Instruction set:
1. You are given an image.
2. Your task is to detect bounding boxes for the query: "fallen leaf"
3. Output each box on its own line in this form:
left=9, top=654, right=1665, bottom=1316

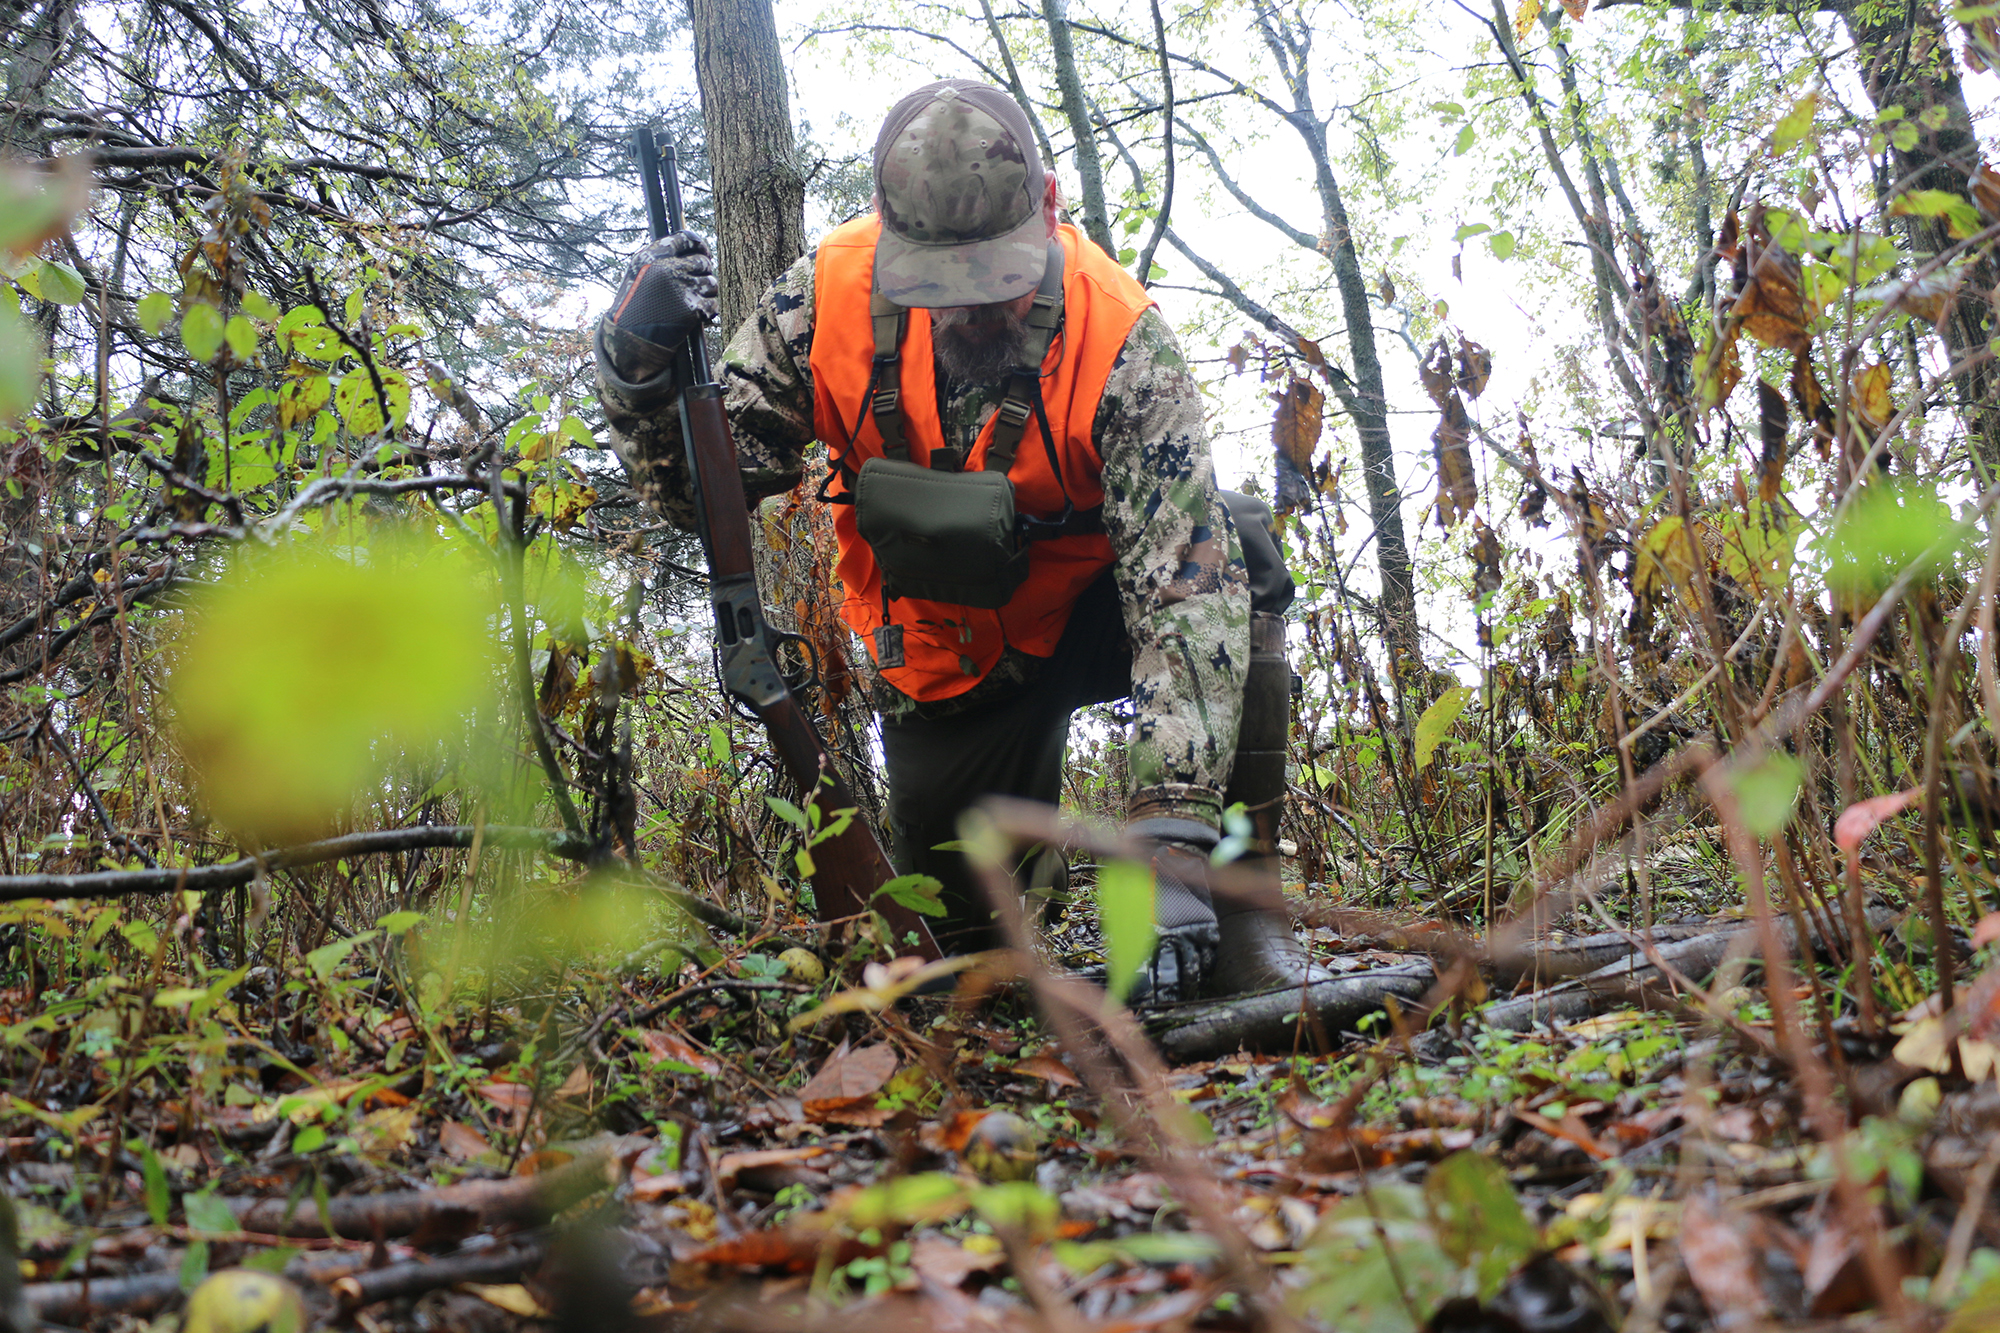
left=473, top=1081, right=534, bottom=1111
left=907, top=1235, right=1006, bottom=1289
left=463, top=1284, right=549, bottom=1318
left=798, top=1043, right=897, bottom=1122
left=713, top=1146, right=827, bottom=1192
left=438, top=1120, right=491, bottom=1162
left=630, top=1171, right=691, bottom=1202
left=1012, top=1053, right=1080, bottom=1088
left=555, top=1064, right=591, bottom=1100
left=1833, top=788, right=1922, bottom=855
left=1679, top=1196, right=1771, bottom=1328
left=355, top=1106, right=415, bottom=1156
left=637, top=1027, right=721, bottom=1076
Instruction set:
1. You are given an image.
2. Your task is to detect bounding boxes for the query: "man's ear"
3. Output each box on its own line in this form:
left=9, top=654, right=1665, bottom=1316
left=1042, top=175, right=1063, bottom=233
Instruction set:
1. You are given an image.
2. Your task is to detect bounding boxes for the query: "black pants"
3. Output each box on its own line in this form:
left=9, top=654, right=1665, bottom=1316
left=879, top=492, right=1293, bottom=953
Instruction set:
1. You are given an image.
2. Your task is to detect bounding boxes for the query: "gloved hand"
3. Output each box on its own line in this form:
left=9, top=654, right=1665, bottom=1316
left=600, top=231, right=718, bottom=383
left=1120, top=820, right=1222, bottom=1006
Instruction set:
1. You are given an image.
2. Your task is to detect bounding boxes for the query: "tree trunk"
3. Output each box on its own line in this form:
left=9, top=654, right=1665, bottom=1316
left=688, top=0, right=806, bottom=338
left=1843, top=0, right=2000, bottom=470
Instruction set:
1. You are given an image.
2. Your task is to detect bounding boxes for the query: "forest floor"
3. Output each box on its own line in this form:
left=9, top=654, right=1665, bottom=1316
left=3, top=850, right=1996, bottom=1332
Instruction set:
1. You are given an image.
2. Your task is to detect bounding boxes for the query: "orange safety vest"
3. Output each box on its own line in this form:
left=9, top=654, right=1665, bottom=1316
left=810, top=217, right=1150, bottom=702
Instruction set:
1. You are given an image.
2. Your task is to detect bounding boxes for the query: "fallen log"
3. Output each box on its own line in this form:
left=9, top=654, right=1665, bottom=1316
left=1413, top=904, right=1903, bottom=1060
left=1143, top=961, right=1438, bottom=1063
left=331, top=1237, right=548, bottom=1309
left=224, top=1139, right=631, bottom=1239
left=28, top=1271, right=184, bottom=1324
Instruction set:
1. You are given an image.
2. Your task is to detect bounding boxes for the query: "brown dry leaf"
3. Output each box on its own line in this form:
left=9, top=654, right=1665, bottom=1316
left=438, top=1120, right=492, bottom=1162
left=1804, top=1215, right=1874, bottom=1316
left=689, top=1228, right=831, bottom=1272
left=1469, top=518, right=1504, bottom=603
left=908, top=1235, right=1006, bottom=1289
left=1757, top=380, right=1789, bottom=503
left=630, top=1171, right=692, bottom=1202
left=926, top=1109, right=989, bottom=1155
left=713, top=1146, right=827, bottom=1191
left=1433, top=394, right=1476, bottom=529
left=637, top=1028, right=721, bottom=1077
left=1833, top=788, right=1921, bottom=854
left=799, top=1043, right=898, bottom=1122
left=554, top=1064, right=591, bottom=1101
left=1012, top=1053, right=1081, bottom=1088
left=1419, top=338, right=1456, bottom=405
left=1974, top=163, right=2000, bottom=217
left=355, top=1106, right=416, bottom=1156
left=1225, top=344, right=1248, bottom=374
left=1679, top=1197, right=1771, bottom=1328
left=1851, top=362, right=1892, bottom=431
left=1698, top=327, right=1743, bottom=410
left=1271, top=377, right=1324, bottom=476
left=473, top=1081, right=534, bottom=1111
left=1456, top=337, right=1493, bottom=399
left=1732, top=217, right=1809, bottom=353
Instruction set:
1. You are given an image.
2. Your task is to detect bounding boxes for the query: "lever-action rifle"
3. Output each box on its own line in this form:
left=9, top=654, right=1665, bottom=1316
left=633, top=125, right=940, bottom=962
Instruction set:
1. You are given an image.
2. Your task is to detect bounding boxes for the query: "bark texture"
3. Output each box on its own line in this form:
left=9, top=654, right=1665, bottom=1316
left=689, top=0, right=806, bottom=338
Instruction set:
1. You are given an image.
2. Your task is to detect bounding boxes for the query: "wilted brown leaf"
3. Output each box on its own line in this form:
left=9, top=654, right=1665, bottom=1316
left=1469, top=518, right=1505, bottom=603
left=1456, top=338, right=1493, bottom=400
left=1419, top=338, right=1455, bottom=406
left=637, top=1027, right=721, bottom=1077
left=1012, top=1053, right=1081, bottom=1088
left=1377, top=269, right=1398, bottom=306
left=1732, top=210, right=1809, bottom=353
left=1850, top=362, right=1892, bottom=432
left=1679, top=1197, right=1772, bottom=1328
left=712, top=1146, right=827, bottom=1192
left=438, top=1120, right=492, bottom=1162
left=1271, top=376, right=1324, bottom=478
left=1974, top=163, right=2000, bottom=218
left=1225, top=344, right=1249, bottom=374
left=1434, top=396, right=1476, bottom=529
left=1698, top=327, right=1742, bottom=410
left=799, top=1042, right=897, bottom=1122
left=1757, top=380, right=1789, bottom=502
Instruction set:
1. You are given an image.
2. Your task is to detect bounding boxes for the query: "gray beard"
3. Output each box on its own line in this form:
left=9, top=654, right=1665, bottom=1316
left=930, top=305, right=1032, bottom=386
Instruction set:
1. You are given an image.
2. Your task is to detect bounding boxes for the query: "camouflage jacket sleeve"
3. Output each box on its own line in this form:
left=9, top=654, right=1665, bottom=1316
left=1097, top=308, right=1251, bottom=832
left=593, top=252, right=820, bottom=528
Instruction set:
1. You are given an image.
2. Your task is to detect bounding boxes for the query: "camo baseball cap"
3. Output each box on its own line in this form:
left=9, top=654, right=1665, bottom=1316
left=872, top=80, right=1048, bottom=308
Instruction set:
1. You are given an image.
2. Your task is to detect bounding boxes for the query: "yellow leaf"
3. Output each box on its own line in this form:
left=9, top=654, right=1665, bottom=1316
left=463, top=1285, right=549, bottom=1319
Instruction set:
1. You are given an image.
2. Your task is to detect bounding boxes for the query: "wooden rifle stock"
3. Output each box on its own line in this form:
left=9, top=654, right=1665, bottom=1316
left=633, top=125, right=939, bottom=960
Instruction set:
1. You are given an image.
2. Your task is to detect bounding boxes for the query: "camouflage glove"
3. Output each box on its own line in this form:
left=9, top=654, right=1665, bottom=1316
left=1121, top=818, right=1221, bottom=1006
left=600, top=231, right=718, bottom=383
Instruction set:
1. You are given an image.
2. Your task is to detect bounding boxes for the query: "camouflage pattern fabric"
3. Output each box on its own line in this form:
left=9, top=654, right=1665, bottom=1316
left=873, top=82, right=1048, bottom=307
left=595, top=248, right=1250, bottom=831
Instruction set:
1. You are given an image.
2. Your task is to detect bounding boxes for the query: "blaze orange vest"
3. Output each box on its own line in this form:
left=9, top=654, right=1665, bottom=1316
left=810, top=218, right=1150, bottom=702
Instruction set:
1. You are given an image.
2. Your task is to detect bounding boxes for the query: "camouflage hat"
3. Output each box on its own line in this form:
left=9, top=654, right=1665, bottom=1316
left=872, top=80, right=1048, bottom=308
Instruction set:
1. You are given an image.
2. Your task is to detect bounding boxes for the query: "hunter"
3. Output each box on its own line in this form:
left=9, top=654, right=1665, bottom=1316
left=594, top=79, right=1313, bottom=1001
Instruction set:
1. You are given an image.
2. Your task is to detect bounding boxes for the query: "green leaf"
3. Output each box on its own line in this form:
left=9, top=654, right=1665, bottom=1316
left=875, top=873, right=945, bottom=917
left=1116, top=246, right=1137, bottom=265
left=36, top=260, right=86, bottom=306
left=764, top=795, right=808, bottom=831
left=292, top=1124, right=327, bottom=1154
left=1454, top=123, right=1476, bottom=155
left=241, top=291, right=280, bottom=320
left=1946, top=1268, right=2000, bottom=1332
left=136, top=291, right=173, bottom=334
left=1823, top=477, right=1962, bottom=598
left=178, top=1240, right=210, bottom=1292
left=560, top=415, right=596, bottom=450
left=1097, top=860, right=1156, bottom=1004
left=1892, top=121, right=1921, bottom=153
left=1453, top=222, right=1491, bottom=242
left=1424, top=1150, right=1538, bottom=1300
left=1732, top=753, right=1803, bottom=837
left=141, top=1143, right=170, bottom=1227
left=1890, top=188, right=1982, bottom=239
left=333, top=367, right=410, bottom=436
left=376, top=910, right=423, bottom=935
left=181, top=303, right=224, bottom=362
left=0, top=309, right=41, bottom=420
left=1413, top=685, right=1474, bottom=770
left=1488, top=230, right=1516, bottom=260
left=182, top=1190, right=238, bottom=1235
left=224, top=314, right=258, bottom=362
left=707, top=722, right=731, bottom=765
left=305, top=930, right=379, bottom=981
left=1772, top=90, right=1818, bottom=154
